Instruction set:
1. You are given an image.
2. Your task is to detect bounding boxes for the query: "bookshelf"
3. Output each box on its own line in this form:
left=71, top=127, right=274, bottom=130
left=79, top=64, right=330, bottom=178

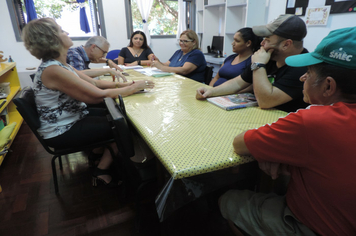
left=0, top=62, right=23, bottom=192
left=196, top=0, right=267, bottom=57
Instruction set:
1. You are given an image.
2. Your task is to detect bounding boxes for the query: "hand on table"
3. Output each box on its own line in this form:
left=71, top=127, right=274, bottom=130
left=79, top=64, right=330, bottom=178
left=150, top=60, right=163, bottom=69
left=107, top=60, right=123, bottom=72
left=107, top=69, right=127, bottom=82
left=196, top=87, right=213, bottom=100
left=132, top=80, right=155, bottom=90
left=258, top=161, right=290, bottom=180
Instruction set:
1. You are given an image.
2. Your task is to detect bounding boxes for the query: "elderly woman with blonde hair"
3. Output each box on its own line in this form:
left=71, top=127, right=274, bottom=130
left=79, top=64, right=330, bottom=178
left=151, top=30, right=206, bottom=82
left=22, top=18, right=154, bottom=187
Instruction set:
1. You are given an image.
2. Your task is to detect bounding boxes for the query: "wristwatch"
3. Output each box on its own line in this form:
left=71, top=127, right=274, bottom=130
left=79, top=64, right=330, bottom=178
left=251, top=62, right=266, bottom=71
left=106, top=59, right=110, bottom=66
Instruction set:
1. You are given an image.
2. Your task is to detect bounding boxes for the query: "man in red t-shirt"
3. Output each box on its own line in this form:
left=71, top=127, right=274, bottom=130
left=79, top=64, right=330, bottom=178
left=219, top=27, right=356, bottom=236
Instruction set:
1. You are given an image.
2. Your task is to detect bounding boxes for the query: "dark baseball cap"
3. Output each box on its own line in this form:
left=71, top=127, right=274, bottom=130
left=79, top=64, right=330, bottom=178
left=286, top=27, right=356, bottom=69
left=253, top=14, right=307, bottom=41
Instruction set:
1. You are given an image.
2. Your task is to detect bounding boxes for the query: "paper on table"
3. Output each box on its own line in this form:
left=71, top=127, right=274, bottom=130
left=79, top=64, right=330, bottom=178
left=119, top=65, right=143, bottom=70
left=135, top=67, right=174, bottom=77
left=103, top=65, right=144, bottom=70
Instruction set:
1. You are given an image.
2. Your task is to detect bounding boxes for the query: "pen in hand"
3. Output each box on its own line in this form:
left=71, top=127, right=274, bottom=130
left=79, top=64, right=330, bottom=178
left=151, top=55, right=155, bottom=68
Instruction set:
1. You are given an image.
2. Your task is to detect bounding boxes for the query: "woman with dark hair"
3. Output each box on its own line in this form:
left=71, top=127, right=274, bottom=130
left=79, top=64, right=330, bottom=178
left=210, top=27, right=262, bottom=87
left=22, top=18, right=155, bottom=187
left=151, top=29, right=207, bottom=82
left=117, top=31, right=155, bottom=66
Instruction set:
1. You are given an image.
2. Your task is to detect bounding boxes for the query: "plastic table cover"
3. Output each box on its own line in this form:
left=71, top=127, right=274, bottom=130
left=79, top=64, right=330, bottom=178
left=111, top=70, right=288, bottom=180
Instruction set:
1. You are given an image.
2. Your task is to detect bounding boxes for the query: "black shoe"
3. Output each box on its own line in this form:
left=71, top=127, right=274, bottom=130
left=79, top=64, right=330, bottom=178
left=88, top=151, right=103, bottom=167
left=92, top=168, right=123, bottom=188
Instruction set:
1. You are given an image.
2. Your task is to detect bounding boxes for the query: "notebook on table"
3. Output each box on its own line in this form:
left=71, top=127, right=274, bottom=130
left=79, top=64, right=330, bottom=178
left=207, top=93, right=258, bottom=111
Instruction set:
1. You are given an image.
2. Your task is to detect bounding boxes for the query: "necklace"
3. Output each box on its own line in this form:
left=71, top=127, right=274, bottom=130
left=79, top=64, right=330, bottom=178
left=133, top=48, right=142, bottom=57
left=178, top=51, right=184, bottom=61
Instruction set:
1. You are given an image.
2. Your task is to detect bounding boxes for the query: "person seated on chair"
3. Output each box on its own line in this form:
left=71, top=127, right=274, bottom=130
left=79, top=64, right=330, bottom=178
left=151, top=30, right=207, bottom=83
left=67, top=36, right=127, bottom=82
left=220, top=27, right=356, bottom=236
left=117, top=31, right=156, bottom=67
left=196, top=14, right=309, bottom=112
left=209, top=28, right=262, bottom=87
left=22, top=18, right=155, bottom=187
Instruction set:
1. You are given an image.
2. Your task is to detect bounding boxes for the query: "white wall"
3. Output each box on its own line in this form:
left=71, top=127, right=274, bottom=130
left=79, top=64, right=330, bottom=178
left=267, top=0, right=356, bottom=52
left=2, top=0, right=355, bottom=70
left=0, top=0, right=178, bottom=70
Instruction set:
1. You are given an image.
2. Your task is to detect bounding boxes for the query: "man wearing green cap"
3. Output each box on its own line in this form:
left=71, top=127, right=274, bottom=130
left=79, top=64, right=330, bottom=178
left=219, top=27, right=356, bottom=236
left=196, top=14, right=309, bottom=112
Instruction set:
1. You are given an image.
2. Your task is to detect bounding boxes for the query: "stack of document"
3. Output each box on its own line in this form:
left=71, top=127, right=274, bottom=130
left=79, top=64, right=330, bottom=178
left=103, top=65, right=144, bottom=70
left=134, top=67, right=174, bottom=77
left=118, top=65, right=144, bottom=70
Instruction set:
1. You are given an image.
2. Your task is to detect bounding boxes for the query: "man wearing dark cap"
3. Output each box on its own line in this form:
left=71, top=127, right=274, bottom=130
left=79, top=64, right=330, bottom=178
left=220, top=27, right=356, bottom=236
left=196, top=14, right=309, bottom=112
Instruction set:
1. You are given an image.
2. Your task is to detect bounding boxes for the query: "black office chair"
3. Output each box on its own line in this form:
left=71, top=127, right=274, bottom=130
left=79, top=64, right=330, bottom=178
left=104, top=96, right=158, bottom=232
left=13, top=87, right=116, bottom=194
left=204, top=66, right=214, bottom=85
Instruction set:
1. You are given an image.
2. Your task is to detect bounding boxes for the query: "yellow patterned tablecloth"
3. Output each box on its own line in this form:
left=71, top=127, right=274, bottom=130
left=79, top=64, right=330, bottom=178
left=108, top=70, right=287, bottom=179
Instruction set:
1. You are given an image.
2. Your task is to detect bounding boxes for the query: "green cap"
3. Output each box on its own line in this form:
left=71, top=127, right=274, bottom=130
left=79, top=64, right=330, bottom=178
left=286, top=27, right=356, bottom=69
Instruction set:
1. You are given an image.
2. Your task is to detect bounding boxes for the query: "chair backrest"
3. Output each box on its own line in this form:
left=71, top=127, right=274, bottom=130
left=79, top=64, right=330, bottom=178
left=204, top=66, right=214, bottom=85
left=13, top=87, right=56, bottom=154
left=106, top=49, right=121, bottom=60
left=104, top=97, right=135, bottom=158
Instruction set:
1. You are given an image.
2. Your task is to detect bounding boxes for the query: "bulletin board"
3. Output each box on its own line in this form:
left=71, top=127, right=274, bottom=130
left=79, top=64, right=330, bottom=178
left=286, top=0, right=356, bottom=16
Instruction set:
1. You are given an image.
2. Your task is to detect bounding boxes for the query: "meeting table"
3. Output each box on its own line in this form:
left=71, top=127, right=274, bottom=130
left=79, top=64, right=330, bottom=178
left=103, top=69, right=288, bottom=221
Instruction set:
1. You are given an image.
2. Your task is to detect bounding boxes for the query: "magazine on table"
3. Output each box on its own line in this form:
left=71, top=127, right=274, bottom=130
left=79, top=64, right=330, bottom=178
left=207, top=93, right=258, bottom=110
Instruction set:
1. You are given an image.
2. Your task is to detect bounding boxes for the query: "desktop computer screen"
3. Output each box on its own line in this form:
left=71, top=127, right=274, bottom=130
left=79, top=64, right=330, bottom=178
left=211, top=36, right=224, bottom=56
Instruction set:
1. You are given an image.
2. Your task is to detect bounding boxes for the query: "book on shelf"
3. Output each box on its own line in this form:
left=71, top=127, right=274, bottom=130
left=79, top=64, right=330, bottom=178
left=207, top=93, right=258, bottom=111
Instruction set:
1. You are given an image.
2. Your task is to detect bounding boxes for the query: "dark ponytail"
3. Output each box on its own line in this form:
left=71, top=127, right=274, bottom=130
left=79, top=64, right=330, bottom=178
left=237, top=27, right=263, bottom=52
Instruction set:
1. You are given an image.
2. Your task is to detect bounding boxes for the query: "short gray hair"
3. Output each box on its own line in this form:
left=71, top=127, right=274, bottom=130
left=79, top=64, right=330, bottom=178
left=84, top=36, right=110, bottom=48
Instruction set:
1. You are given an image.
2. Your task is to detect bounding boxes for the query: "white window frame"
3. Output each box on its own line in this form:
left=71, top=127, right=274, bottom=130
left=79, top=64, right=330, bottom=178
left=124, top=0, right=196, bottom=39
left=6, top=0, right=107, bottom=42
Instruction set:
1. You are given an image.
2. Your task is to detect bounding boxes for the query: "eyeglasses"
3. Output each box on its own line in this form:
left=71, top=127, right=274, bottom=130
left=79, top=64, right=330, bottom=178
left=95, top=45, right=108, bottom=56
left=178, top=39, right=193, bottom=44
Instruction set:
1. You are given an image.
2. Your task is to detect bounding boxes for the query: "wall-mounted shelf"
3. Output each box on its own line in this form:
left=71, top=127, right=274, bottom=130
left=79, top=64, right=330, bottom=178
left=196, top=0, right=267, bottom=56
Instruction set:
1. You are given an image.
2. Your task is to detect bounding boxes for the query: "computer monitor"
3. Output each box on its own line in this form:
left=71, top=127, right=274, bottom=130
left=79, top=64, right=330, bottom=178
left=211, top=36, right=224, bottom=56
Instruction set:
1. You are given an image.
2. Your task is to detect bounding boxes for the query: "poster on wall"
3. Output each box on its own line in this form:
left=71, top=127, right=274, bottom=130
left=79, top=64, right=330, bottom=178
left=305, top=6, right=331, bottom=26
left=286, top=0, right=356, bottom=15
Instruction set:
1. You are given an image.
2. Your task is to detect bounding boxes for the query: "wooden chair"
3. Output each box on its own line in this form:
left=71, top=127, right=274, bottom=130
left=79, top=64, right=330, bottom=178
left=13, top=87, right=116, bottom=194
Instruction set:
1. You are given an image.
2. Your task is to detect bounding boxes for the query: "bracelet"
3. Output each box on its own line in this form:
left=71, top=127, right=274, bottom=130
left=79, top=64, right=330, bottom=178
left=138, top=60, right=141, bottom=65
left=106, top=59, right=110, bottom=66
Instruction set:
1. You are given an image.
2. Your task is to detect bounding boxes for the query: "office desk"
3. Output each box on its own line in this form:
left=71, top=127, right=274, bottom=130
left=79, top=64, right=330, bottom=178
left=104, top=70, right=287, bottom=220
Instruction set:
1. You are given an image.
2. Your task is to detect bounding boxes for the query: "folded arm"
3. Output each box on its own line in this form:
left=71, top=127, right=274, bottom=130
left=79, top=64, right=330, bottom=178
left=233, top=130, right=290, bottom=179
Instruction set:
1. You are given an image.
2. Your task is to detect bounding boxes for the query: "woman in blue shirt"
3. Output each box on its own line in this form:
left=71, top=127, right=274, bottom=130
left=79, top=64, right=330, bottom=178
left=210, top=28, right=262, bottom=87
left=152, top=30, right=206, bottom=82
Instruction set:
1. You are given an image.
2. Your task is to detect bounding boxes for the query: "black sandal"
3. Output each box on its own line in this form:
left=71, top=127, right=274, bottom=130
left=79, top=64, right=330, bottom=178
left=88, top=151, right=103, bottom=167
left=92, top=168, right=122, bottom=188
